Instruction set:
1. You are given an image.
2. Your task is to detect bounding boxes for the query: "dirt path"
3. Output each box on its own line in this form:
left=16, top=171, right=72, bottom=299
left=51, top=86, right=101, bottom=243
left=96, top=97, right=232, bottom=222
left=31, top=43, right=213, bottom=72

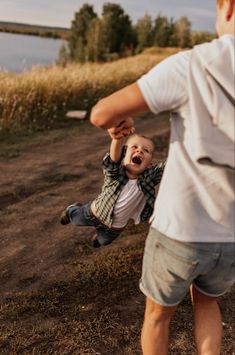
left=0, top=115, right=168, bottom=292
left=0, top=114, right=234, bottom=354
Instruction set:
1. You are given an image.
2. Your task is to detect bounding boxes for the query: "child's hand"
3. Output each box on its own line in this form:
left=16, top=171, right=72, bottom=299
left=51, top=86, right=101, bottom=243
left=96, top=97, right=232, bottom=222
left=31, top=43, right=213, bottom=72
left=108, top=117, right=135, bottom=139
left=108, top=126, right=135, bottom=139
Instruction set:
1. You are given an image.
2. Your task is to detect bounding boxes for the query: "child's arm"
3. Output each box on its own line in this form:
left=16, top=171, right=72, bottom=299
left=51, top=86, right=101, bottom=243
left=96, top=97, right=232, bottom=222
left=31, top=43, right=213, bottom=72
left=108, top=117, right=135, bottom=163
left=108, top=117, right=135, bottom=140
left=109, top=137, right=126, bottom=163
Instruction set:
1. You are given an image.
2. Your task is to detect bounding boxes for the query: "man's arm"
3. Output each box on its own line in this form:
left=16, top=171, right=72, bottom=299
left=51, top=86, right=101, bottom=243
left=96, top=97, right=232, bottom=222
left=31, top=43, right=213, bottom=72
left=90, top=83, right=150, bottom=130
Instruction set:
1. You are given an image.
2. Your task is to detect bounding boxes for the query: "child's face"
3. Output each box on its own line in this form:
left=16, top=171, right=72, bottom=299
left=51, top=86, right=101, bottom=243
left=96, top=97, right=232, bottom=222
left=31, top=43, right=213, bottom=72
left=123, top=136, right=153, bottom=177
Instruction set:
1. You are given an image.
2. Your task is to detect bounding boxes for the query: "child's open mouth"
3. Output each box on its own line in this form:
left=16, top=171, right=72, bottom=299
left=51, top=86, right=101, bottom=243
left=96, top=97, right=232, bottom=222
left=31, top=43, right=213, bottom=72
left=132, top=156, right=142, bottom=165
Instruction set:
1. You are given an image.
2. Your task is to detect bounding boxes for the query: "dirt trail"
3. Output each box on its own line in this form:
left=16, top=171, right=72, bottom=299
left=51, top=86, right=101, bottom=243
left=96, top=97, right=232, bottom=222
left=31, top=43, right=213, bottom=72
left=0, top=114, right=234, bottom=354
left=0, top=115, right=169, bottom=293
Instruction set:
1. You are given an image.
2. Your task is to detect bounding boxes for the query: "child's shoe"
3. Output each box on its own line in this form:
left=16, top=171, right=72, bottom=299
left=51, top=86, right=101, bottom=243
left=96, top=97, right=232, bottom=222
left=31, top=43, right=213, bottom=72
left=60, top=202, right=82, bottom=225
left=60, top=209, right=70, bottom=225
left=91, top=234, right=101, bottom=248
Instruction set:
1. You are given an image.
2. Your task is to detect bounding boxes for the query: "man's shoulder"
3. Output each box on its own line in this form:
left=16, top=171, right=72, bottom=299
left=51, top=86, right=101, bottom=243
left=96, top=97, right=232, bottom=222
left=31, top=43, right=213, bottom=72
left=163, top=49, right=191, bottom=66
left=192, top=35, right=234, bottom=64
left=151, top=49, right=191, bottom=80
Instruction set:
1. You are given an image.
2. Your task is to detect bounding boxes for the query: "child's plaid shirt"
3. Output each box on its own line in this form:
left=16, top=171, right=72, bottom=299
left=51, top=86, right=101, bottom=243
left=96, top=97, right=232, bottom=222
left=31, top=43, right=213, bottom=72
left=94, top=153, right=166, bottom=228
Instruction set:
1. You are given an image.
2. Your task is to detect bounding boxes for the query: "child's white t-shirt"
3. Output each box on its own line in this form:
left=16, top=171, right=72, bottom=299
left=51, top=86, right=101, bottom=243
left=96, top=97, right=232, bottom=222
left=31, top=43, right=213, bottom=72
left=111, top=179, right=146, bottom=228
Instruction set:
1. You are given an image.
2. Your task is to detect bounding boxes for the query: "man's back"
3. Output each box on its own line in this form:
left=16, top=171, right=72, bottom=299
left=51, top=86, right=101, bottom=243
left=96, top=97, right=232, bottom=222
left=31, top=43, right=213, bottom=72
left=138, top=35, right=235, bottom=242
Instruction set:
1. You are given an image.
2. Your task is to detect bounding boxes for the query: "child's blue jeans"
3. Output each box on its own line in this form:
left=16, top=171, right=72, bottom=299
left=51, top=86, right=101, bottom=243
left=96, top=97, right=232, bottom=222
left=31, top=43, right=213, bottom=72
left=68, top=202, right=123, bottom=246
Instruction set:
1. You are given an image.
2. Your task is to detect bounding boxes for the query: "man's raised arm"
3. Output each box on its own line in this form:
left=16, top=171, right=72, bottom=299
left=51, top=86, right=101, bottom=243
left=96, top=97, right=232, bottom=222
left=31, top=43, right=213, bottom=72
left=90, top=83, right=149, bottom=130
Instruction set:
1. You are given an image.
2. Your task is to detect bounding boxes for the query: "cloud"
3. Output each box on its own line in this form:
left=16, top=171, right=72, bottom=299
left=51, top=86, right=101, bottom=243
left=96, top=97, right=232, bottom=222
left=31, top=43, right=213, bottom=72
left=0, top=0, right=216, bottom=31
left=182, top=7, right=215, bottom=18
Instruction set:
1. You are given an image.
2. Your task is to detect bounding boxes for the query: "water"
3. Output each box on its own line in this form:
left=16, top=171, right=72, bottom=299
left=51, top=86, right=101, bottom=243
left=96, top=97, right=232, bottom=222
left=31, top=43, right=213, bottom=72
left=0, top=32, right=65, bottom=73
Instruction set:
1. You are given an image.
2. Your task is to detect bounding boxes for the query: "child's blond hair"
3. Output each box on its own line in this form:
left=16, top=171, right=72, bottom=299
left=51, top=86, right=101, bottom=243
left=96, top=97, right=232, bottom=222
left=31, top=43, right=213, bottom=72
left=126, top=134, right=154, bottom=153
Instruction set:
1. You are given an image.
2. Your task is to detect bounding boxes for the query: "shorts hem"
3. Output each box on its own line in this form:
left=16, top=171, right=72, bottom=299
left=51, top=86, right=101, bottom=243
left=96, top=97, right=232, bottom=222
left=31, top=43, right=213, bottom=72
left=139, top=282, right=181, bottom=307
left=193, top=283, right=228, bottom=298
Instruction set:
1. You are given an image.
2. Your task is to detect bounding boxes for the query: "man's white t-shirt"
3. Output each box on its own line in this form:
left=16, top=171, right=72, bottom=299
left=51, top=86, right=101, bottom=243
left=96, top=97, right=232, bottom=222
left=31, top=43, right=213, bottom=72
left=137, top=35, right=234, bottom=243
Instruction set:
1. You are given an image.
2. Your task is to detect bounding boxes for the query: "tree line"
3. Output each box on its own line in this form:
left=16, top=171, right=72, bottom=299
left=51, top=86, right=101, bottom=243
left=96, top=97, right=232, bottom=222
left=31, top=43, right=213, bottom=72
left=59, top=3, right=216, bottom=64
left=0, top=21, right=69, bottom=40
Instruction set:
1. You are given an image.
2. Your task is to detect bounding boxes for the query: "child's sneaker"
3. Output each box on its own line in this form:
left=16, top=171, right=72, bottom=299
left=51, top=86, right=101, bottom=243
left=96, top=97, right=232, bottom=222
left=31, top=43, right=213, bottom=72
left=60, top=209, right=70, bottom=225
left=91, top=234, right=101, bottom=248
left=60, top=202, right=82, bottom=225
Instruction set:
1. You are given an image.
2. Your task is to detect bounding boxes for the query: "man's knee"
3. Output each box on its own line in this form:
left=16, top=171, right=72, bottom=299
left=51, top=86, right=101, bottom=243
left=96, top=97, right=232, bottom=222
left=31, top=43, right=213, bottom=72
left=144, top=297, right=177, bottom=324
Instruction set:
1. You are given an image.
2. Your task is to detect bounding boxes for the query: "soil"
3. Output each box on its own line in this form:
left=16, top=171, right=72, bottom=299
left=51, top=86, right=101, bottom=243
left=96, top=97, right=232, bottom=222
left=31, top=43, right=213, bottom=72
left=0, top=114, right=234, bottom=354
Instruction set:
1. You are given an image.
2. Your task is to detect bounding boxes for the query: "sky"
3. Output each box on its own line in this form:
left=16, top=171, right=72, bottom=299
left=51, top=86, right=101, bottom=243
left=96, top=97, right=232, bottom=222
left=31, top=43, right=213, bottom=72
left=0, top=0, right=216, bottom=32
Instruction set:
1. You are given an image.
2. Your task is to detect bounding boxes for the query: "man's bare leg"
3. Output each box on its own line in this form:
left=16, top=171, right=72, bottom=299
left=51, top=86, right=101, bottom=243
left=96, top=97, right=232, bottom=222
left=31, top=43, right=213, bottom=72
left=141, top=297, right=177, bottom=355
left=191, top=286, right=222, bottom=355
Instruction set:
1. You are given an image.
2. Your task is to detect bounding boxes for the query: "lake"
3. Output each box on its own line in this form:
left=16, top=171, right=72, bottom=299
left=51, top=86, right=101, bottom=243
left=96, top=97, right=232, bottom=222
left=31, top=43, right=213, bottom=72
left=0, top=32, right=65, bottom=73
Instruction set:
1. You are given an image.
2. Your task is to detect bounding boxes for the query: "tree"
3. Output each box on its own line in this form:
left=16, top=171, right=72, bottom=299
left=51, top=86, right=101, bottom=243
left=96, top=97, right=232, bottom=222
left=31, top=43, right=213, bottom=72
left=191, top=31, right=216, bottom=46
left=167, top=18, right=177, bottom=47
left=57, top=43, right=70, bottom=66
left=135, top=13, right=153, bottom=52
left=86, top=18, right=106, bottom=62
left=69, top=4, right=97, bottom=62
left=153, top=14, right=170, bottom=47
left=173, top=16, right=192, bottom=48
left=152, top=14, right=171, bottom=47
left=101, top=3, right=135, bottom=56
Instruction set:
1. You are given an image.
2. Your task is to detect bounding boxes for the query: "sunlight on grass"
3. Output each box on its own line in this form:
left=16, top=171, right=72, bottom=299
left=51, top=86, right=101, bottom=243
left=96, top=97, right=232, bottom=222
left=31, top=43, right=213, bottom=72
left=0, top=49, right=181, bottom=133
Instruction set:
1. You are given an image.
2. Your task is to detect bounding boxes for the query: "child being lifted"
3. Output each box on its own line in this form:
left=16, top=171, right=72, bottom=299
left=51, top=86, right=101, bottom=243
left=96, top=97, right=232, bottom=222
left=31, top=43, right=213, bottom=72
left=60, top=118, right=165, bottom=248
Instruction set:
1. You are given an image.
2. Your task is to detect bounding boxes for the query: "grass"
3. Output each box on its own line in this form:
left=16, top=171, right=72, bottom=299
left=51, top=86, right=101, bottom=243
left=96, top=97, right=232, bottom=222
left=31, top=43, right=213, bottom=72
left=0, top=235, right=145, bottom=354
left=0, top=123, right=234, bottom=353
left=1, top=228, right=234, bottom=354
left=0, top=49, right=181, bottom=133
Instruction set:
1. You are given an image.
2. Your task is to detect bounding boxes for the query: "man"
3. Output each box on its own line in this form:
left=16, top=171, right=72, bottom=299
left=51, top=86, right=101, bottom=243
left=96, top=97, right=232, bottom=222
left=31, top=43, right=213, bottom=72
left=90, top=0, right=235, bottom=354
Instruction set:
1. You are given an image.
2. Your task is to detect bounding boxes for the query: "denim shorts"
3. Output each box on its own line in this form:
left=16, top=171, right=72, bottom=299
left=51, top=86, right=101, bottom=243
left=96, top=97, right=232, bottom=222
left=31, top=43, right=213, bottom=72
left=68, top=202, right=123, bottom=246
left=139, top=227, right=235, bottom=306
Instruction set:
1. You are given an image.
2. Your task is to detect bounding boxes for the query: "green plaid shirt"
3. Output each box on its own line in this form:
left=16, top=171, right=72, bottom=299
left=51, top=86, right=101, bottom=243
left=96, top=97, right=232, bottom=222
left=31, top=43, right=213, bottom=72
left=94, top=153, right=166, bottom=228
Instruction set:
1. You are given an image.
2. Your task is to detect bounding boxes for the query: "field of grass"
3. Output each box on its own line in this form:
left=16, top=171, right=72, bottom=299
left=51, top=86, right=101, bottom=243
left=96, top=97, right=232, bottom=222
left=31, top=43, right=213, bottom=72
left=0, top=48, right=180, bottom=134
left=0, top=108, right=234, bottom=353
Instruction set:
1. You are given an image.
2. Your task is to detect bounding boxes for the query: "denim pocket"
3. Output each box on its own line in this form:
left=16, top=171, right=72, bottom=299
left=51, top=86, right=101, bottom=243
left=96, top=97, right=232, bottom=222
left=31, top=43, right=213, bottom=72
left=153, top=241, right=199, bottom=283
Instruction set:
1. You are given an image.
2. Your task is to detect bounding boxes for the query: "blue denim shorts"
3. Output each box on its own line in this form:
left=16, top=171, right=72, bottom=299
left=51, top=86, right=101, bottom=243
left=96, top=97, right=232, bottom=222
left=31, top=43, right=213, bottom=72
left=140, top=227, right=235, bottom=306
left=68, top=202, right=123, bottom=246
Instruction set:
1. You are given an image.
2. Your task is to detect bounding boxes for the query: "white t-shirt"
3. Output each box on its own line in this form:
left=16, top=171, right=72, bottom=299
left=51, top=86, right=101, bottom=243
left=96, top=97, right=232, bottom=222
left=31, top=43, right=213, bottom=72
left=112, top=179, right=146, bottom=228
left=138, top=35, right=234, bottom=243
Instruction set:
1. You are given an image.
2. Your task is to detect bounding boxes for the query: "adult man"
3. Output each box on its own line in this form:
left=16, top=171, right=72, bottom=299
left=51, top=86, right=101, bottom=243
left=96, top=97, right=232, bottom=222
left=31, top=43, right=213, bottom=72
left=90, top=0, right=235, bottom=354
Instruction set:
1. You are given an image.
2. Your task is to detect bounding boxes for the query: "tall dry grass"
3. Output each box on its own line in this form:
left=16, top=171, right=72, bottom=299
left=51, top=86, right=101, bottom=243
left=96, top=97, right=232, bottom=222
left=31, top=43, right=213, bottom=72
left=0, top=48, right=180, bottom=133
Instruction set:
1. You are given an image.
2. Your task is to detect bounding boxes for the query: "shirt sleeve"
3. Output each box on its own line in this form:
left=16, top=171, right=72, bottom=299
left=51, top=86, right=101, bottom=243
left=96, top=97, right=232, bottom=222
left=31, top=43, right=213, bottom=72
left=148, top=160, right=167, bottom=185
left=137, top=51, right=191, bottom=114
left=102, top=152, right=122, bottom=179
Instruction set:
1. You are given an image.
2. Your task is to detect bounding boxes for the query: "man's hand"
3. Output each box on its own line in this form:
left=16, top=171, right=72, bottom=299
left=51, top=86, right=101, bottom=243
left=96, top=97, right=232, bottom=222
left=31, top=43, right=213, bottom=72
left=108, top=117, right=135, bottom=139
